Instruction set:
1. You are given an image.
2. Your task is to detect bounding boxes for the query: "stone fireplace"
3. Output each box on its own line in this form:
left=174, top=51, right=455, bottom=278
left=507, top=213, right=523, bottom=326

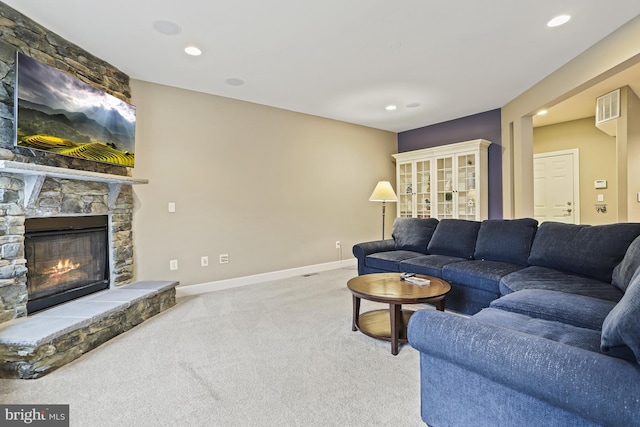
left=0, top=4, right=178, bottom=379
left=0, top=157, right=143, bottom=323
left=0, top=157, right=179, bottom=379
left=0, top=3, right=143, bottom=324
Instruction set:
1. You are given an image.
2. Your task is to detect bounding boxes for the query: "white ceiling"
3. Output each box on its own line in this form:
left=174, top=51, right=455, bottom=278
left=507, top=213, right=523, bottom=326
left=5, top=1, right=640, bottom=133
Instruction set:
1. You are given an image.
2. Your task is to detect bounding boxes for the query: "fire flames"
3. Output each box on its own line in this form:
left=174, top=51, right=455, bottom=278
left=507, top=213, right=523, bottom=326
left=43, top=259, right=81, bottom=276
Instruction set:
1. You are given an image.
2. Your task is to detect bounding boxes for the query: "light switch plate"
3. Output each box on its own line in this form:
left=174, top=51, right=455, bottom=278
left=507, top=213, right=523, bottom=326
left=168, top=202, right=176, bottom=213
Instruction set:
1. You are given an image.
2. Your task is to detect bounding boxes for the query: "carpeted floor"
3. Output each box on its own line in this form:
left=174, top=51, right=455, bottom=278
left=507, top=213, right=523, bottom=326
left=0, top=267, right=428, bottom=426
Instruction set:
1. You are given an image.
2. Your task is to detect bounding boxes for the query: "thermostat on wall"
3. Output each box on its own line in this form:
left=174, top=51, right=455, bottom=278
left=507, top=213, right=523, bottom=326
left=595, top=180, right=607, bottom=189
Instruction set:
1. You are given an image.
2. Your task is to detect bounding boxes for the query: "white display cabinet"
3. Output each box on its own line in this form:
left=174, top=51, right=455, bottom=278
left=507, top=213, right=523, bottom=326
left=392, top=139, right=491, bottom=220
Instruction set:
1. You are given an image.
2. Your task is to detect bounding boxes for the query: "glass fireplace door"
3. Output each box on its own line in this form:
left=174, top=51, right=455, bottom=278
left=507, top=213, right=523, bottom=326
left=24, top=216, right=109, bottom=313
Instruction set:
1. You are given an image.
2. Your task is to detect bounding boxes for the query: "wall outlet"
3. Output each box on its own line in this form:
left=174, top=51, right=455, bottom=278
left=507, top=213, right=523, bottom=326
left=169, top=259, right=178, bottom=271
left=219, top=254, right=229, bottom=264
left=335, top=241, right=341, bottom=249
left=201, top=256, right=209, bottom=267
left=168, top=202, right=176, bottom=213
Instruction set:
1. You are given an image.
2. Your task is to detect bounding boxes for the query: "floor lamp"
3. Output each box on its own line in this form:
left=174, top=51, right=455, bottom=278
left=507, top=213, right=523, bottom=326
left=369, top=181, right=398, bottom=239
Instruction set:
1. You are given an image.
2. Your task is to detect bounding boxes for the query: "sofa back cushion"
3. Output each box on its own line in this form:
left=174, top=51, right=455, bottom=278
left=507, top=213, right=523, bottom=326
left=601, top=273, right=640, bottom=364
left=392, top=217, right=439, bottom=254
left=473, top=218, right=538, bottom=265
left=612, top=235, right=640, bottom=292
left=528, top=222, right=640, bottom=283
left=427, top=219, right=481, bottom=259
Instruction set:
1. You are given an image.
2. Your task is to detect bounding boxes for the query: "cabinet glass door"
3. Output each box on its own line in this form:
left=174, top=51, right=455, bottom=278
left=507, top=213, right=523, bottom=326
left=398, top=162, right=413, bottom=217
left=415, top=159, right=431, bottom=218
left=456, top=153, right=476, bottom=220
left=437, top=157, right=454, bottom=219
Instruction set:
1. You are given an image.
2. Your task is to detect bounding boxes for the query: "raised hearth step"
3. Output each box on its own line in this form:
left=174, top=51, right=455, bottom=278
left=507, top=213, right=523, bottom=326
left=0, top=280, right=178, bottom=379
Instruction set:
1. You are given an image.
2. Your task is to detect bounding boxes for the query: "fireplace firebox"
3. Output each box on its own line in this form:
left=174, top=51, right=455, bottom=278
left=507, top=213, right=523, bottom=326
left=24, top=215, right=110, bottom=313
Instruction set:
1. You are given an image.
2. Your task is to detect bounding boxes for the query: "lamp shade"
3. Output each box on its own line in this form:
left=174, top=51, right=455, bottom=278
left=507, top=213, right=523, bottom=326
left=369, top=181, right=398, bottom=202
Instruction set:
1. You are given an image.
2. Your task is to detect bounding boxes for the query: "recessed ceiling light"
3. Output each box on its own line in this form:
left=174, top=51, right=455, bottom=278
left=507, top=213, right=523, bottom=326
left=152, top=20, right=181, bottom=35
left=406, top=103, right=421, bottom=108
left=385, top=105, right=397, bottom=111
left=537, top=110, right=548, bottom=116
left=547, top=15, right=571, bottom=27
left=225, top=78, right=245, bottom=86
left=184, top=46, right=202, bottom=56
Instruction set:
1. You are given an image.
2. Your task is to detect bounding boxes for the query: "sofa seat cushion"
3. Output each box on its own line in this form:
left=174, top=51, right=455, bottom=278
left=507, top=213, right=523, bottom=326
left=527, top=222, right=640, bottom=283
left=399, top=255, right=464, bottom=278
left=473, top=218, right=538, bottom=265
left=365, top=250, right=424, bottom=272
left=474, top=308, right=602, bottom=354
left=500, top=266, right=623, bottom=302
left=490, top=289, right=616, bottom=331
left=427, top=219, right=481, bottom=259
left=601, top=273, right=640, bottom=364
left=442, top=260, right=526, bottom=293
left=392, top=217, right=439, bottom=254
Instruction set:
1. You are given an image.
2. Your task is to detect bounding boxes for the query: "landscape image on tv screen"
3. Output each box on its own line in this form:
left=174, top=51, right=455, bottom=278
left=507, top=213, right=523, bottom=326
left=14, top=52, right=136, bottom=167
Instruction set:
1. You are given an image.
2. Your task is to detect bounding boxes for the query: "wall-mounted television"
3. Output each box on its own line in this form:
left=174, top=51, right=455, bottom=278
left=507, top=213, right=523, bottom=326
left=14, top=52, right=136, bottom=167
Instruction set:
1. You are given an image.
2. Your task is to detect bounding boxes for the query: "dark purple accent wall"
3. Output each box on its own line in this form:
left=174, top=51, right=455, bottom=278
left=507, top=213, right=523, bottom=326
left=398, top=109, right=502, bottom=219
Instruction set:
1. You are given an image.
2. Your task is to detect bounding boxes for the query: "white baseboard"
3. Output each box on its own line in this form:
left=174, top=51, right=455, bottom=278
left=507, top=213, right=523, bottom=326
left=176, top=258, right=357, bottom=297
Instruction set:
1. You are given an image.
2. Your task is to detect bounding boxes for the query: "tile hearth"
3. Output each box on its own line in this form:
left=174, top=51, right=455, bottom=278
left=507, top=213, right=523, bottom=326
left=0, top=280, right=178, bottom=379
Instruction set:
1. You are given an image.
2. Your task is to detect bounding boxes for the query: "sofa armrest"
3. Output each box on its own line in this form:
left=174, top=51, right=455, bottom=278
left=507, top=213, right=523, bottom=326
left=352, top=239, right=395, bottom=274
left=408, top=310, right=640, bottom=426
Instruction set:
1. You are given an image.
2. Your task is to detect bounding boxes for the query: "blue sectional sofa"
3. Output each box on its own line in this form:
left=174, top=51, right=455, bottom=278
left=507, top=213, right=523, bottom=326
left=353, top=217, right=542, bottom=314
left=352, top=218, right=640, bottom=426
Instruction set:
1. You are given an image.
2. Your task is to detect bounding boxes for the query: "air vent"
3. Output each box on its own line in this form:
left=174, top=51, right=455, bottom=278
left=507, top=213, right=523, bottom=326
left=595, top=89, right=620, bottom=136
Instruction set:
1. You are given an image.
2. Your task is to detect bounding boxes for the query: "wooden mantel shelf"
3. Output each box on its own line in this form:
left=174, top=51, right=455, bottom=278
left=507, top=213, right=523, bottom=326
left=0, top=160, right=149, bottom=209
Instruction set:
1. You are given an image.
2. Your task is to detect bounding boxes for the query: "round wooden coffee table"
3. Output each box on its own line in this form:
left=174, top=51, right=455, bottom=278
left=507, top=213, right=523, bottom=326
left=347, top=272, right=451, bottom=355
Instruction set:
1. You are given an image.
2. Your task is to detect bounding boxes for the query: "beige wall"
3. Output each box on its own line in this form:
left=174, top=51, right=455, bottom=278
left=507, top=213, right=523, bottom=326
left=130, top=80, right=397, bottom=286
left=502, top=15, right=640, bottom=219
left=533, top=117, right=617, bottom=224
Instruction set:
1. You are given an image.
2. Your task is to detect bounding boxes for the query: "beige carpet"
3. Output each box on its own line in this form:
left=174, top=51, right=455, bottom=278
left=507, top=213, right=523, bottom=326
left=0, top=267, right=427, bottom=426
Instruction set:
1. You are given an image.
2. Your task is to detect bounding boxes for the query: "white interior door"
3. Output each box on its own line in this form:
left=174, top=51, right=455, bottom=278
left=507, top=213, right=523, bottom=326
left=533, top=149, right=579, bottom=224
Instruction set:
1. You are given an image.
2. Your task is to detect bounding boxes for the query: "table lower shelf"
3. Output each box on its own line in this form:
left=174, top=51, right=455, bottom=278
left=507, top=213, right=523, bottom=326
left=356, top=309, right=415, bottom=342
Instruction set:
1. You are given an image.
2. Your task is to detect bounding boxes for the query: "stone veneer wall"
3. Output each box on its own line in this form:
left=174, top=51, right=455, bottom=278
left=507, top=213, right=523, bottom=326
left=0, top=4, right=136, bottom=323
